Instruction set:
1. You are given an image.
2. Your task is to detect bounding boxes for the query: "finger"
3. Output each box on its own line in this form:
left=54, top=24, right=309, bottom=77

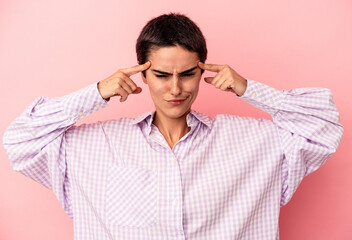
left=132, top=86, right=142, bottom=94
left=118, top=88, right=129, bottom=102
left=117, top=77, right=134, bottom=94
left=121, top=61, right=151, bottom=77
left=198, top=62, right=224, bottom=72
left=118, top=76, right=142, bottom=95
left=120, top=95, right=128, bottom=102
left=215, top=80, right=225, bottom=89
left=214, top=75, right=226, bottom=89
left=204, top=77, right=214, bottom=84
left=119, top=74, right=138, bottom=93
left=219, top=80, right=233, bottom=91
left=210, top=73, right=223, bottom=87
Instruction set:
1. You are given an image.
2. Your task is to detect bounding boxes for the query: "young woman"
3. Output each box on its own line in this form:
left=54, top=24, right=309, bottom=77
left=3, top=13, right=343, bottom=240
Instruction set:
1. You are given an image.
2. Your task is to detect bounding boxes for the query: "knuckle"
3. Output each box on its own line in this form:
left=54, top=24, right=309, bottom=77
left=223, top=65, right=230, bottom=71
left=116, top=78, right=125, bottom=85
left=117, top=71, right=126, bottom=78
left=116, top=69, right=124, bottom=75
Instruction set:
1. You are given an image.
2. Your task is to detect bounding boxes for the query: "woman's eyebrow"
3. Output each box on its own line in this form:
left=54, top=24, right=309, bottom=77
left=151, top=66, right=198, bottom=75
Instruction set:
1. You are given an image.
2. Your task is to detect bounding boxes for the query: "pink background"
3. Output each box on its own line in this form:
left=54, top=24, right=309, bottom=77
left=1, top=0, right=351, bottom=239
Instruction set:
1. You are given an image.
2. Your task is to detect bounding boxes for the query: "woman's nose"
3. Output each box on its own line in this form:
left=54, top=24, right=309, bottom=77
left=170, top=76, right=182, bottom=96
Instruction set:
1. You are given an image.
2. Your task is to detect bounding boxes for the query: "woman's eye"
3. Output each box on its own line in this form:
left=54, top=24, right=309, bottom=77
left=182, top=73, right=195, bottom=77
left=155, top=73, right=195, bottom=78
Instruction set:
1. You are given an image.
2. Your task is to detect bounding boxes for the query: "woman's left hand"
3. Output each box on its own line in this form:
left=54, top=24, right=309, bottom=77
left=198, top=62, right=247, bottom=97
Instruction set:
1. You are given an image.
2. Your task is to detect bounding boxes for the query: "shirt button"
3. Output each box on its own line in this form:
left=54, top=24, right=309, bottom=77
left=79, top=111, right=84, bottom=116
left=173, top=159, right=178, bottom=165
left=251, top=92, right=257, bottom=98
left=95, top=104, right=101, bottom=109
left=173, top=199, right=179, bottom=205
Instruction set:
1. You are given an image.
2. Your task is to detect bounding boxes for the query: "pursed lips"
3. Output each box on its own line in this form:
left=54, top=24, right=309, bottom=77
left=168, top=99, right=186, bottom=101
left=167, top=96, right=188, bottom=102
left=166, top=97, right=188, bottom=105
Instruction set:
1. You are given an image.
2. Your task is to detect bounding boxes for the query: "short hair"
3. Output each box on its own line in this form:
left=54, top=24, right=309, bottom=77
left=136, top=12, right=207, bottom=77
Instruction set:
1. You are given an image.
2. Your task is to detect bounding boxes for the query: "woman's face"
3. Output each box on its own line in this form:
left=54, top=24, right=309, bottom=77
left=142, top=45, right=202, bottom=122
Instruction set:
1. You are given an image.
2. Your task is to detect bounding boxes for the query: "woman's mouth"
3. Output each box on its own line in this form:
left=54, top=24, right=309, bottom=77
left=167, top=99, right=186, bottom=105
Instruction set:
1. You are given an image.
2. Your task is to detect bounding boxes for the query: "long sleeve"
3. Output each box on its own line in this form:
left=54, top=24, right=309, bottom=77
left=2, top=83, right=108, bottom=217
left=239, top=79, right=344, bottom=206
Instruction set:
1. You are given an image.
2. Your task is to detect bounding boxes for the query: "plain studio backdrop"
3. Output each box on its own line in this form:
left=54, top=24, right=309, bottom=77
left=0, top=0, right=351, bottom=239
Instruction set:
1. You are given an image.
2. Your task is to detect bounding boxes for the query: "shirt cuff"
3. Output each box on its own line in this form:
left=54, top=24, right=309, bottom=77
left=61, top=82, right=109, bottom=121
left=238, top=79, right=284, bottom=116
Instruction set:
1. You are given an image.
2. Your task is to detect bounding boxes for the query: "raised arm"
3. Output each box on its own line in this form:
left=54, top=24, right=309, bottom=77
left=2, top=61, right=151, bottom=216
left=2, top=83, right=108, bottom=216
left=199, top=62, right=344, bottom=206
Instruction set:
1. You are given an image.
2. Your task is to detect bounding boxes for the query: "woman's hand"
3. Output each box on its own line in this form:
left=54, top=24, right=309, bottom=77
left=198, top=62, right=247, bottom=97
left=98, top=61, right=151, bottom=102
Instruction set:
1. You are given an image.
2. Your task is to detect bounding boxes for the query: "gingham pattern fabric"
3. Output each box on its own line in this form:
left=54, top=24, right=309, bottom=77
left=3, top=79, right=343, bottom=240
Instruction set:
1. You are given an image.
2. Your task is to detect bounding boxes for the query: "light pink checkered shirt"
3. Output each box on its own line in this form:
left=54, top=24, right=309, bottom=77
left=3, top=79, right=343, bottom=240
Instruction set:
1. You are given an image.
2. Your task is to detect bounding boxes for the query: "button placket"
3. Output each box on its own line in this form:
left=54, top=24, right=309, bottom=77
left=169, top=152, right=184, bottom=230
left=173, top=158, right=178, bottom=165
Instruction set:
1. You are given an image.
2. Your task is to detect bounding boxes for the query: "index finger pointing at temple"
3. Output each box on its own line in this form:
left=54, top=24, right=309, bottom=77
left=121, top=61, right=151, bottom=76
left=198, top=62, right=224, bottom=72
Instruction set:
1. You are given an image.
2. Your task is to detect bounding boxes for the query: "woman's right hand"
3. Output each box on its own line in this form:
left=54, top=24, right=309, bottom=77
left=98, top=61, right=151, bottom=102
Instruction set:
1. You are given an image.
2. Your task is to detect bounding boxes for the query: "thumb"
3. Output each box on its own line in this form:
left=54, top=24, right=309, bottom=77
left=204, top=77, right=214, bottom=84
left=132, top=86, right=142, bottom=94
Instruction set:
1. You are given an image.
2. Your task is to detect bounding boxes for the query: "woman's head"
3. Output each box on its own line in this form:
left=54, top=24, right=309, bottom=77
left=136, top=12, right=207, bottom=77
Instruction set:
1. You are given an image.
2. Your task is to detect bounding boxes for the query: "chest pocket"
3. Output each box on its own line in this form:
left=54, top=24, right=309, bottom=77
left=105, top=165, right=158, bottom=228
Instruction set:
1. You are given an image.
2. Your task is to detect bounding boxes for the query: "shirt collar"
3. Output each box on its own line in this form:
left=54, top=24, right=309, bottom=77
left=131, top=109, right=213, bottom=129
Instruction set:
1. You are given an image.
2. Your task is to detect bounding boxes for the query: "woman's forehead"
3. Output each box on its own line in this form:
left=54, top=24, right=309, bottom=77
left=148, top=46, right=199, bottom=71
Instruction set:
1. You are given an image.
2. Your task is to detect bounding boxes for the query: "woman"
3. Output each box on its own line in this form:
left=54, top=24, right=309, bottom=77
left=3, top=13, right=343, bottom=240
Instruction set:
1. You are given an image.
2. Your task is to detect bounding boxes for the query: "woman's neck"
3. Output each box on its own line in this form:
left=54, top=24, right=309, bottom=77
left=152, top=111, right=191, bottom=149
